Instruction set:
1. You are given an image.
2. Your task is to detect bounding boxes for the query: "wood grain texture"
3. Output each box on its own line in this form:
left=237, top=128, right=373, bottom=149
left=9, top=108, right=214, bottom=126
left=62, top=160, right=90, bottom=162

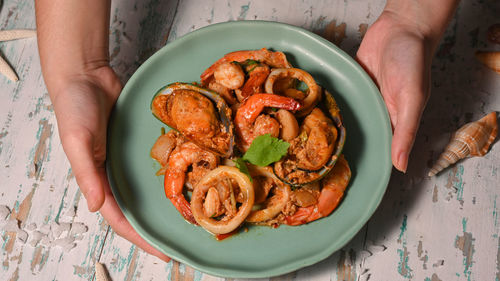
left=1, top=0, right=499, bottom=280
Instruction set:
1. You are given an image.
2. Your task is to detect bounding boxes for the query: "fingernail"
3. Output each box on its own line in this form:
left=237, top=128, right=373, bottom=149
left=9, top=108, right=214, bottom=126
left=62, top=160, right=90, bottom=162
left=84, top=190, right=99, bottom=212
left=398, top=151, right=408, bottom=173
left=87, top=200, right=97, bottom=213
left=87, top=199, right=98, bottom=212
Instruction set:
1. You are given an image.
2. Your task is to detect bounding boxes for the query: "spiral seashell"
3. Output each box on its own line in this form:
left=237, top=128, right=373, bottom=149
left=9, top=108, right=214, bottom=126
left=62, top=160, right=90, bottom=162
left=428, top=112, right=498, bottom=177
left=475, top=51, right=500, bottom=74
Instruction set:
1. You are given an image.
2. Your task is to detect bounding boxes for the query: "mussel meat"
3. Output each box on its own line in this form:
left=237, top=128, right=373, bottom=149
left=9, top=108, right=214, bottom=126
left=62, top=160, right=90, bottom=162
left=273, top=89, right=346, bottom=186
left=151, top=82, right=234, bottom=157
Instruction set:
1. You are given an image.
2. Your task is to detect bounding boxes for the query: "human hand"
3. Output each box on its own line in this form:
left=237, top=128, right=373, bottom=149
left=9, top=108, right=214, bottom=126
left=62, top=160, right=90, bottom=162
left=36, top=0, right=169, bottom=262
left=52, top=66, right=170, bottom=262
left=356, top=11, right=435, bottom=172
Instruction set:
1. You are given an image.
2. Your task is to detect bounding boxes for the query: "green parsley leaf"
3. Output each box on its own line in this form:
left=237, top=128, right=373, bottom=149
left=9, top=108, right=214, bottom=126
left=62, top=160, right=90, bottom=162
left=244, top=59, right=259, bottom=66
left=233, top=158, right=252, bottom=182
left=242, top=134, right=290, bottom=166
left=247, top=65, right=258, bottom=73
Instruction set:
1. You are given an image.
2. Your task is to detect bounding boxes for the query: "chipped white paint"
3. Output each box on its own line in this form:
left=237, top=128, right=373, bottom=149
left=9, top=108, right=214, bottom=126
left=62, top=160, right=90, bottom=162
left=1, top=0, right=499, bottom=281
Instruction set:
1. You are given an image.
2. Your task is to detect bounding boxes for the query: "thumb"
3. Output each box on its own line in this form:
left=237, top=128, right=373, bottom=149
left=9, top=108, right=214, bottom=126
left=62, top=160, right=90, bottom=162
left=391, top=89, right=427, bottom=173
left=62, top=131, right=106, bottom=212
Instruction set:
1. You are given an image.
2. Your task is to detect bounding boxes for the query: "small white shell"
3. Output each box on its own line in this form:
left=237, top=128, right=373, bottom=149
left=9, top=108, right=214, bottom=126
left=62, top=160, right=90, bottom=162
left=0, top=56, right=18, bottom=82
left=95, top=262, right=110, bottom=281
left=0, top=29, right=36, bottom=82
left=0, top=29, right=36, bottom=41
left=429, top=112, right=498, bottom=176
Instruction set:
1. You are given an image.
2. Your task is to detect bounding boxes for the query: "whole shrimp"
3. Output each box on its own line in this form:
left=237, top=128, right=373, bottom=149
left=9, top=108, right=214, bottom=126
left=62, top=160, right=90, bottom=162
left=208, top=62, right=272, bottom=104
left=201, top=48, right=291, bottom=86
left=285, top=155, right=351, bottom=226
left=164, top=142, right=218, bottom=224
left=238, top=64, right=270, bottom=101
left=234, top=93, right=301, bottom=150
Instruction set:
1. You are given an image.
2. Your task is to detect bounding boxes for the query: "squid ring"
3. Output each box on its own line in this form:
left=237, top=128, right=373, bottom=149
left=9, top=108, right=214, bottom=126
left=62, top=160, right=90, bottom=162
left=245, top=166, right=291, bottom=223
left=191, top=166, right=254, bottom=234
left=264, top=68, right=321, bottom=117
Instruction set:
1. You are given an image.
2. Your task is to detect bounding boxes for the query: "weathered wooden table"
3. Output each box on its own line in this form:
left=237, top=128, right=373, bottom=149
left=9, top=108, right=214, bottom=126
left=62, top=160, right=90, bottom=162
left=1, top=0, right=499, bottom=280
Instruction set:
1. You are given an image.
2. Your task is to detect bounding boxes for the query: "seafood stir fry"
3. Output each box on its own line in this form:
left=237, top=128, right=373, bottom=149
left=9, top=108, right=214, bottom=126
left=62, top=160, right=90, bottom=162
left=150, top=48, right=351, bottom=237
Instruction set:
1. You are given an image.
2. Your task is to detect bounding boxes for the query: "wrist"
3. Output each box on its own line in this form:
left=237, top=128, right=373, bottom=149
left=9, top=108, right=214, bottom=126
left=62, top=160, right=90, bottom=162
left=383, top=0, right=459, bottom=50
left=47, top=66, right=121, bottom=106
left=378, top=9, right=437, bottom=50
left=40, top=45, right=110, bottom=96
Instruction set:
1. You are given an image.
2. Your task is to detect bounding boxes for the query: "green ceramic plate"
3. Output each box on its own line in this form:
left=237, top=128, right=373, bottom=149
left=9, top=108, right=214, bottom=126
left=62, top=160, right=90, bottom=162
left=107, top=21, right=391, bottom=278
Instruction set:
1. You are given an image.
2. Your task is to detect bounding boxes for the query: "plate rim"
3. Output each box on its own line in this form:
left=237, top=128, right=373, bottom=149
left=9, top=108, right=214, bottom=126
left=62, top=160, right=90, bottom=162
left=107, top=20, right=392, bottom=278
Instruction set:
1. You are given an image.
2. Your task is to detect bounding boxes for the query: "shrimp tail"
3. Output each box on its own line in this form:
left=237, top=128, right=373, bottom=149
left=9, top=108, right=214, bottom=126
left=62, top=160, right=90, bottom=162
left=171, top=195, right=197, bottom=225
left=164, top=169, right=198, bottom=224
left=240, top=67, right=270, bottom=99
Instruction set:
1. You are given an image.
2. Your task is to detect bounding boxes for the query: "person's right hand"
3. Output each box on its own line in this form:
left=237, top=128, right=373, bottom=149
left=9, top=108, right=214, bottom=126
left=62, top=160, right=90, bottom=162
left=356, top=0, right=459, bottom=172
left=53, top=66, right=169, bottom=262
left=356, top=11, right=433, bottom=172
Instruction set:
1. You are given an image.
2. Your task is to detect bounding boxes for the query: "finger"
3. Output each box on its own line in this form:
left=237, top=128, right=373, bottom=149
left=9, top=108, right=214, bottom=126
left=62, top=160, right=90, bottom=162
left=99, top=185, right=171, bottom=262
left=61, top=130, right=105, bottom=212
left=391, top=91, right=426, bottom=173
